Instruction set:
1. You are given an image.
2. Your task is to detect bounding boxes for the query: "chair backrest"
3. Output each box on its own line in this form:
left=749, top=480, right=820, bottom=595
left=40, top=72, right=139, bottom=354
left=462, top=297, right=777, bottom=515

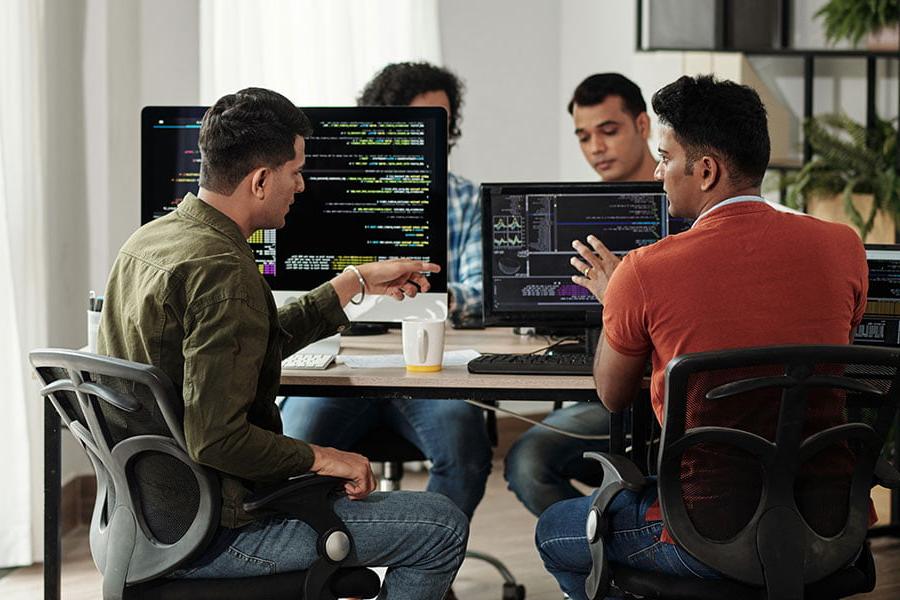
left=29, top=349, right=220, bottom=587
left=656, top=345, right=900, bottom=594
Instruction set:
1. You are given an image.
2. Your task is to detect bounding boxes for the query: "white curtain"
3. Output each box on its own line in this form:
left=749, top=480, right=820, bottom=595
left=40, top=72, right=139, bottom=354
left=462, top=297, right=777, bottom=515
left=0, top=0, right=48, bottom=568
left=199, top=0, right=442, bottom=105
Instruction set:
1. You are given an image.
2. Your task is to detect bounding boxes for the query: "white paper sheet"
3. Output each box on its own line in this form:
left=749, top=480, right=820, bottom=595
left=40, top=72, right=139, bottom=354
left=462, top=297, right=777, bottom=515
left=338, top=349, right=481, bottom=369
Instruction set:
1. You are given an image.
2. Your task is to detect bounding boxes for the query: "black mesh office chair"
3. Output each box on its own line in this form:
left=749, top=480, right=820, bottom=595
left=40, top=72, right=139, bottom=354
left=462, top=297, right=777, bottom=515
left=30, top=349, right=380, bottom=600
left=352, top=418, right=527, bottom=600
left=583, top=344, right=900, bottom=600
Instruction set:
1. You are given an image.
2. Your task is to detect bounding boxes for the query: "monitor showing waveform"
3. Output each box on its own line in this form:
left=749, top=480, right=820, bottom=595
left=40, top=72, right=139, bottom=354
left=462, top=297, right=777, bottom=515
left=481, top=181, right=681, bottom=327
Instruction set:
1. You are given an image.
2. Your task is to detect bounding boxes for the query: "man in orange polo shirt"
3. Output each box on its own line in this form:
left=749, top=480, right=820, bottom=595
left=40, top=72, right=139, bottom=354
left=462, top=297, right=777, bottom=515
left=534, top=74, right=867, bottom=598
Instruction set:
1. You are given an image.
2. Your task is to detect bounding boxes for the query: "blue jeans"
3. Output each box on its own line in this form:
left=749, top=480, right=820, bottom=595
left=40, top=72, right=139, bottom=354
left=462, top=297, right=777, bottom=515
left=505, top=403, right=612, bottom=516
left=535, top=488, right=719, bottom=600
left=280, top=397, right=493, bottom=519
left=171, top=490, right=468, bottom=600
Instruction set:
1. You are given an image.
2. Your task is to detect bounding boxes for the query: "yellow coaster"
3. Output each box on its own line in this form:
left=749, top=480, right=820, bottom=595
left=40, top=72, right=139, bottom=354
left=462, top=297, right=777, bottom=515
left=406, top=364, right=442, bottom=372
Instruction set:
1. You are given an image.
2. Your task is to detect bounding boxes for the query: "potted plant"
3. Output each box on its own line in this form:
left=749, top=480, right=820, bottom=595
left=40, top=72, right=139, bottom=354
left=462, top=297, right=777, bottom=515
left=815, top=0, right=899, bottom=49
left=784, top=113, right=900, bottom=242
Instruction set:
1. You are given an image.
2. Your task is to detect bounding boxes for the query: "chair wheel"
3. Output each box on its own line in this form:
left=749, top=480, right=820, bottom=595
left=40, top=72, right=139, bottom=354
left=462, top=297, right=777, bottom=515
left=502, top=581, right=525, bottom=599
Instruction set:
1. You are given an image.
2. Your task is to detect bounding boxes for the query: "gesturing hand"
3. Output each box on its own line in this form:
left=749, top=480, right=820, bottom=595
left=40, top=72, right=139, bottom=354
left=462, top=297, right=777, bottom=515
left=569, top=234, right=621, bottom=305
left=309, top=444, right=377, bottom=500
left=358, top=259, right=441, bottom=301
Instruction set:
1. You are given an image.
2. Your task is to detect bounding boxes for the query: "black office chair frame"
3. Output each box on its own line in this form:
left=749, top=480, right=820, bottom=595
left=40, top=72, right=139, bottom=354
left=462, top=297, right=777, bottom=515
left=584, top=344, right=900, bottom=600
left=30, top=349, right=379, bottom=600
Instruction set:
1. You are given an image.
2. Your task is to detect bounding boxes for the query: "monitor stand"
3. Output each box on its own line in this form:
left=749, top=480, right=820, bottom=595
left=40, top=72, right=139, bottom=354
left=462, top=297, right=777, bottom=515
left=544, top=326, right=601, bottom=355
left=341, top=322, right=389, bottom=336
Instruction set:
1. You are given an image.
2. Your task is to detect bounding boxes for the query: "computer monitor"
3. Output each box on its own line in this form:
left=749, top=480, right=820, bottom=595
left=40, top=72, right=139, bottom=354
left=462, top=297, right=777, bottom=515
left=481, top=181, right=689, bottom=331
left=141, top=106, right=449, bottom=322
left=854, top=244, right=900, bottom=347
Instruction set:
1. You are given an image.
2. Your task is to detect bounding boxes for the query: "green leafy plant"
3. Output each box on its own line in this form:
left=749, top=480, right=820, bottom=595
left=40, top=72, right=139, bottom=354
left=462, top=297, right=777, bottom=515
left=784, top=113, right=899, bottom=241
left=815, top=0, right=900, bottom=46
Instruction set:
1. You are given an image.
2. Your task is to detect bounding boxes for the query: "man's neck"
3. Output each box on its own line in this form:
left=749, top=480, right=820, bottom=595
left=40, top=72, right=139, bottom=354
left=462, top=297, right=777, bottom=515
left=694, top=185, right=762, bottom=217
left=197, top=188, right=254, bottom=238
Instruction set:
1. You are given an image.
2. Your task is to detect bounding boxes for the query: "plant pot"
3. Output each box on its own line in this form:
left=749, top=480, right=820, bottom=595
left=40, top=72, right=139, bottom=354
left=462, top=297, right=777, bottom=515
left=867, top=24, right=899, bottom=51
left=806, top=193, right=896, bottom=244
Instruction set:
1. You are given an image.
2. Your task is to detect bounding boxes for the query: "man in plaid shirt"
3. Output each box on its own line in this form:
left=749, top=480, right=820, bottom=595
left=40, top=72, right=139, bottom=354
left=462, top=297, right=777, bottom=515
left=280, top=64, right=491, bottom=545
left=446, top=170, right=483, bottom=324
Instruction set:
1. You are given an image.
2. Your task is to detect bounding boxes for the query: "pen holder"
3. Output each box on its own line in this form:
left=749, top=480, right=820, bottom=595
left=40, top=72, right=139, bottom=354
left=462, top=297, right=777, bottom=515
left=87, top=310, right=101, bottom=353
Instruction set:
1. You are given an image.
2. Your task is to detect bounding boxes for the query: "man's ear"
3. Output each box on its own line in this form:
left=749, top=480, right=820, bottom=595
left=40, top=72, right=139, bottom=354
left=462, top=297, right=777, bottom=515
left=636, top=112, right=651, bottom=140
left=250, top=167, right=268, bottom=199
left=699, top=155, right=721, bottom=192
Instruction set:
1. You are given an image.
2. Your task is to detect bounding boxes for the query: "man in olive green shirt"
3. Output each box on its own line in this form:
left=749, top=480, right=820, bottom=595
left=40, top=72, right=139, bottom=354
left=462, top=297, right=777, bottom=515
left=99, top=88, right=467, bottom=599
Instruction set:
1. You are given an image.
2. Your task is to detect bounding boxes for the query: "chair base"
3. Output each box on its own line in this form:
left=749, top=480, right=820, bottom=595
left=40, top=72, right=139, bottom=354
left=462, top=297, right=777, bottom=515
left=124, top=567, right=380, bottom=600
left=611, top=543, right=875, bottom=600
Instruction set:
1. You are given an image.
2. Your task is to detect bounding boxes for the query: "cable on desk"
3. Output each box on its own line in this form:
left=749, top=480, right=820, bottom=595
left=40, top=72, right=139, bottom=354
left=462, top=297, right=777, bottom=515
left=465, top=399, right=613, bottom=441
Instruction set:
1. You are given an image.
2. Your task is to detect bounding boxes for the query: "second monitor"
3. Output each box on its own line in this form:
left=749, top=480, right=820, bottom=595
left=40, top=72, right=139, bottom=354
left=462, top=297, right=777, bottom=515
left=482, top=181, right=689, bottom=329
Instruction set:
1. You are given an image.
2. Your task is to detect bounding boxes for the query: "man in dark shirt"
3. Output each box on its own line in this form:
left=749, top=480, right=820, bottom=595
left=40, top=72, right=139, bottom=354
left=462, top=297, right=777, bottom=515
left=504, top=73, right=657, bottom=517
left=99, top=87, right=467, bottom=599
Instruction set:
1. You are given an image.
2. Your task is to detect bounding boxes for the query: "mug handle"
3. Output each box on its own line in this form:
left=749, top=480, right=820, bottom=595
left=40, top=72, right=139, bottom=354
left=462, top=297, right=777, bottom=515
left=417, top=329, right=428, bottom=363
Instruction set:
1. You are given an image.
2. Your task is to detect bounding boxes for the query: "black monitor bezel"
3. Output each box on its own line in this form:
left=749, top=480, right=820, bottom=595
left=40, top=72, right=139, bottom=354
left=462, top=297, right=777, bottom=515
left=480, top=180, right=667, bottom=328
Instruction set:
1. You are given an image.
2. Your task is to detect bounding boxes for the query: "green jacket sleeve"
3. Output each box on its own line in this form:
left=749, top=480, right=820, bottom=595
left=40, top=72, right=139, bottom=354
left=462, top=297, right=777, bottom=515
left=181, top=297, right=315, bottom=481
left=277, top=283, right=349, bottom=357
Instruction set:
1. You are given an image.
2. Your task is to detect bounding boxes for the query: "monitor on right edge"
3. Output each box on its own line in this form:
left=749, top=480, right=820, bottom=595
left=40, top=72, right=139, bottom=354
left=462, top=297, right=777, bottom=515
left=481, top=181, right=690, bottom=329
left=855, top=244, right=900, bottom=347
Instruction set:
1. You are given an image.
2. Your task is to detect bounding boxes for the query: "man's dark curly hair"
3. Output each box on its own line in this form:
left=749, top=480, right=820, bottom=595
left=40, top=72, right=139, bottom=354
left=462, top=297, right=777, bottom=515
left=358, top=62, right=465, bottom=150
left=652, top=75, right=770, bottom=186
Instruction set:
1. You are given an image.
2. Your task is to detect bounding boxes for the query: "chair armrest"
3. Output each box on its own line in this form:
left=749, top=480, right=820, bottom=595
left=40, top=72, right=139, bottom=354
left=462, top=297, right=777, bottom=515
left=243, top=473, right=365, bottom=598
left=242, top=473, right=346, bottom=512
left=583, top=452, right=649, bottom=600
left=583, top=452, right=647, bottom=499
left=874, top=456, right=900, bottom=490
left=243, top=473, right=352, bottom=563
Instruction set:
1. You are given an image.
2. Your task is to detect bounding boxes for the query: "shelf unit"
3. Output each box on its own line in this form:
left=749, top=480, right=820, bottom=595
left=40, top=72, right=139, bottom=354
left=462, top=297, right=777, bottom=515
left=636, top=1, right=899, bottom=169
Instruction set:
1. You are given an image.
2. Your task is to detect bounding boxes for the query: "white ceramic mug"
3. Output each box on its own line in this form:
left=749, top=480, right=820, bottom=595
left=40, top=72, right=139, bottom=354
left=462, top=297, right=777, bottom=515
left=402, top=317, right=445, bottom=372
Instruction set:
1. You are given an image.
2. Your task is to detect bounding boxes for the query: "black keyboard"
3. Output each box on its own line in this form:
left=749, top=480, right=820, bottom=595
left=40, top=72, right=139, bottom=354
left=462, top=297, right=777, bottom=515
left=467, top=353, right=593, bottom=376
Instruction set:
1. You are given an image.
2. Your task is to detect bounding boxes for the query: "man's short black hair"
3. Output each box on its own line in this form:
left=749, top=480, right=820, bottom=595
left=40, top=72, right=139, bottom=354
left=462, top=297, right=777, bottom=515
left=567, top=73, right=647, bottom=118
left=199, top=87, right=312, bottom=195
left=358, top=61, right=465, bottom=149
left=652, top=75, right=770, bottom=186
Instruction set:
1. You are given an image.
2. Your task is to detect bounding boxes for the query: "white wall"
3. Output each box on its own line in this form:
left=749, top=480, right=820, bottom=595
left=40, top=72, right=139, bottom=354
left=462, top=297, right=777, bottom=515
left=438, top=0, right=562, bottom=184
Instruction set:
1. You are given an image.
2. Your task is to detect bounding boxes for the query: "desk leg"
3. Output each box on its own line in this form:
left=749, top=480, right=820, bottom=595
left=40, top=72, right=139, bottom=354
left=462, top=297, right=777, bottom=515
left=44, top=402, right=61, bottom=600
left=609, top=412, right=625, bottom=456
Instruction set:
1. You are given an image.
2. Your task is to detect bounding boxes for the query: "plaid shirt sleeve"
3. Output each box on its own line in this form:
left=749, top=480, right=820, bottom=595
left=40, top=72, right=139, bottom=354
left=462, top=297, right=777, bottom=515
left=447, top=172, right=483, bottom=322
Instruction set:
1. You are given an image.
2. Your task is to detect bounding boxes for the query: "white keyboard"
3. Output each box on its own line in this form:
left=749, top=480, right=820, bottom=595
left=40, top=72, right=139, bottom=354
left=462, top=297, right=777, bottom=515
left=281, top=352, right=336, bottom=370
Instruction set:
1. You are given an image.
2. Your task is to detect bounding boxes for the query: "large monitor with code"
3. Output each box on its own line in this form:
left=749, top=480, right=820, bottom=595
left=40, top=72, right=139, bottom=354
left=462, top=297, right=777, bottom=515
left=854, top=245, right=900, bottom=347
left=481, top=181, right=690, bottom=327
left=141, top=106, right=449, bottom=321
